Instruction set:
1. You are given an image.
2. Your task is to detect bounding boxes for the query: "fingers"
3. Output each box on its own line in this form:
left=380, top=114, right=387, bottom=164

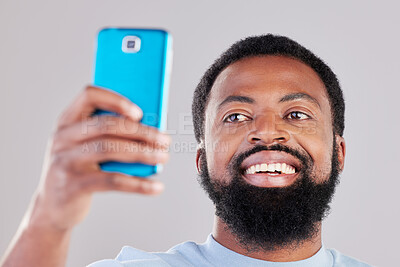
left=58, top=138, right=169, bottom=172
left=53, top=115, right=171, bottom=152
left=57, top=85, right=143, bottom=130
left=49, top=86, right=170, bottom=197
left=31, top=86, right=168, bottom=231
left=81, top=172, right=165, bottom=195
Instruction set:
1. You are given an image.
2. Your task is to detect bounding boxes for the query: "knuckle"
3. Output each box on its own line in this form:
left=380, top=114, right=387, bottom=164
left=136, top=181, right=149, bottom=193
left=106, top=174, right=117, bottom=186
left=128, top=148, right=140, bottom=160
left=79, top=173, right=101, bottom=193
left=81, top=92, right=90, bottom=105
left=94, top=139, right=109, bottom=155
left=142, top=126, right=157, bottom=141
left=51, top=152, right=69, bottom=167
left=142, top=150, right=158, bottom=163
left=105, top=173, right=123, bottom=189
left=95, top=116, right=119, bottom=135
left=84, top=85, right=96, bottom=93
left=139, top=151, right=151, bottom=162
left=96, top=116, right=110, bottom=133
left=126, top=120, right=140, bottom=135
left=82, top=86, right=96, bottom=103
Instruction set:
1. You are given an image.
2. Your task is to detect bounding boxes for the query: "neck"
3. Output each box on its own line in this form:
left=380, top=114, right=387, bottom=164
left=212, top=216, right=322, bottom=262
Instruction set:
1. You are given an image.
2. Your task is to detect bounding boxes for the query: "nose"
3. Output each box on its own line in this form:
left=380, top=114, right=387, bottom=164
left=247, top=112, right=290, bottom=145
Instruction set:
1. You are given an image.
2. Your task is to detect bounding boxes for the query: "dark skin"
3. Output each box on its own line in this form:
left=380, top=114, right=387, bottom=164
left=2, top=56, right=345, bottom=266
left=196, top=56, right=346, bottom=261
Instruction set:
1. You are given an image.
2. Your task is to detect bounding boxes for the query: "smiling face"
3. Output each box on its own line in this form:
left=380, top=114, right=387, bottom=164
left=196, top=55, right=346, bottom=251
left=201, top=55, right=344, bottom=187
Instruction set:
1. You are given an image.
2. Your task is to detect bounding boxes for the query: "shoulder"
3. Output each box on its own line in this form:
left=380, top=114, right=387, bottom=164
left=87, top=240, right=207, bottom=267
left=86, top=246, right=172, bottom=267
left=327, top=248, right=374, bottom=267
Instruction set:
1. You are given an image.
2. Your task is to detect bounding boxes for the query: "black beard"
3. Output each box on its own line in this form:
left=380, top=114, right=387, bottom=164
left=197, top=140, right=340, bottom=252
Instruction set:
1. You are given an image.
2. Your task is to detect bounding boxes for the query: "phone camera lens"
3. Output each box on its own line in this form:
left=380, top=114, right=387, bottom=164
left=127, top=40, right=136, bottom=48
left=122, top=36, right=141, bottom=53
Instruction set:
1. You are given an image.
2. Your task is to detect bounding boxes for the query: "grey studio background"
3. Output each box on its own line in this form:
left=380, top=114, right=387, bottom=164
left=0, top=1, right=399, bottom=266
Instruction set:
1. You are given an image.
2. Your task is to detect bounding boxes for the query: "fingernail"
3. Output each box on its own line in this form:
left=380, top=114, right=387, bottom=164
left=152, top=183, right=164, bottom=191
left=156, top=151, right=169, bottom=160
left=160, top=134, right=171, bottom=146
left=130, top=106, right=143, bottom=120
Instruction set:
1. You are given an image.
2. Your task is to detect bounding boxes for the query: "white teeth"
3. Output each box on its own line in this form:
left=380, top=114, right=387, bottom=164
left=267, top=164, right=275, bottom=172
left=281, top=163, right=287, bottom=174
left=255, top=164, right=261, bottom=172
left=285, top=166, right=291, bottom=174
left=286, top=166, right=295, bottom=174
left=286, top=166, right=293, bottom=174
left=276, top=163, right=281, bottom=172
left=250, top=165, right=256, bottom=174
left=260, top=163, right=268, bottom=172
left=245, top=162, right=296, bottom=175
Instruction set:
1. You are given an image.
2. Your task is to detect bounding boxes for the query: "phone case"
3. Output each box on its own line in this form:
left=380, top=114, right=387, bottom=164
left=92, top=28, right=173, bottom=177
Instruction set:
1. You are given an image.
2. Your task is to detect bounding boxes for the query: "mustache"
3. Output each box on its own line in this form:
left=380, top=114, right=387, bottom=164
left=230, top=144, right=312, bottom=173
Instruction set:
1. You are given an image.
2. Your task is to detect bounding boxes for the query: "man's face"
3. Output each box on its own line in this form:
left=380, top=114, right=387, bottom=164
left=197, top=55, right=345, bottom=251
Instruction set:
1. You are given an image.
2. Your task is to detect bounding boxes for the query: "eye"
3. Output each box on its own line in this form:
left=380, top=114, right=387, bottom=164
left=285, top=111, right=310, bottom=120
left=223, top=113, right=250, bottom=123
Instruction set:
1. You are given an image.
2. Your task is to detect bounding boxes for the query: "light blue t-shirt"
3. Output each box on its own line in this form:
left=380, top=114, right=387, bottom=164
left=88, top=234, right=372, bottom=267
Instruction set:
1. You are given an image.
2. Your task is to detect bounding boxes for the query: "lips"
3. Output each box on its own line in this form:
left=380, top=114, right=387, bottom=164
left=240, top=150, right=302, bottom=187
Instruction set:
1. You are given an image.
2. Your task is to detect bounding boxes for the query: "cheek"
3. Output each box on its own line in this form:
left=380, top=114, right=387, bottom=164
left=293, top=122, right=333, bottom=181
left=205, top=125, right=244, bottom=181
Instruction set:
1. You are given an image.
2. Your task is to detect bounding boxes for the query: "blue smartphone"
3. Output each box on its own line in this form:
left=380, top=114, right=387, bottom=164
left=92, top=28, right=173, bottom=177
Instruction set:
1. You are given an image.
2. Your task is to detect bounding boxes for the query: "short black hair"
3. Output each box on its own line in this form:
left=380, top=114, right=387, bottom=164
left=192, top=34, right=345, bottom=144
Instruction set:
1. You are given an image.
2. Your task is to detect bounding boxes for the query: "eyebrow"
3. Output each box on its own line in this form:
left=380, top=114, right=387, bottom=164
left=218, top=95, right=255, bottom=111
left=217, top=92, right=321, bottom=111
left=279, top=93, right=321, bottom=109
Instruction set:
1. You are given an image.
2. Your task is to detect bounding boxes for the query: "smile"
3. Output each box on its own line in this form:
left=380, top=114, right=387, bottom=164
left=240, top=150, right=301, bottom=187
left=244, top=163, right=296, bottom=175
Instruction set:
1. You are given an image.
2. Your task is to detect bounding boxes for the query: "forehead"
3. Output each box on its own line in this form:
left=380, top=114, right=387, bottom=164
left=207, top=55, right=330, bottom=112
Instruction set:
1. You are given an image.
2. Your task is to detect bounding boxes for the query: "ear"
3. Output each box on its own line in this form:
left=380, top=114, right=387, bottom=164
left=196, top=148, right=202, bottom=174
left=196, top=142, right=205, bottom=174
left=335, top=135, right=346, bottom=172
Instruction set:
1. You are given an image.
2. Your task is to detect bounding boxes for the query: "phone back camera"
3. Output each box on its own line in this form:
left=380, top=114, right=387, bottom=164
left=122, top=36, right=141, bottom=53
left=127, top=40, right=136, bottom=48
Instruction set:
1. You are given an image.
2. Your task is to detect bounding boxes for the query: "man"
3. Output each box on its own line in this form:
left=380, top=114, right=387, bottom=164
left=1, top=34, right=372, bottom=266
